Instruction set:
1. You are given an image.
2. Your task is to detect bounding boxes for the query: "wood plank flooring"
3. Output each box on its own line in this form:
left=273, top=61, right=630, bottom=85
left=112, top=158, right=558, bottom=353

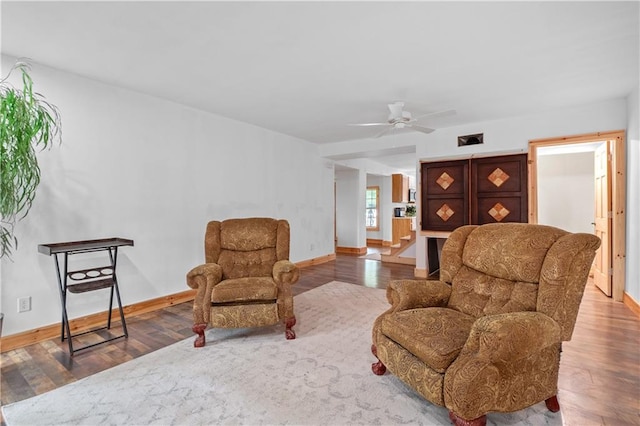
left=1, top=251, right=638, bottom=425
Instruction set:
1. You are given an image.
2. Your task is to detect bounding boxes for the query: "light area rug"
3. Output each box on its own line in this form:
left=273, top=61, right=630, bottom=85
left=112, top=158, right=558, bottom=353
left=2, top=281, right=562, bottom=426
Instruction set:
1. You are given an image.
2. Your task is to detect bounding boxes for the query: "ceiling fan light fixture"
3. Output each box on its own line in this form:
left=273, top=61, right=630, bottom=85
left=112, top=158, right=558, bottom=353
left=387, top=102, right=404, bottom=118
left=388, top=111, right=411, bottom=123
left=352, top=102, right=455, bottom=136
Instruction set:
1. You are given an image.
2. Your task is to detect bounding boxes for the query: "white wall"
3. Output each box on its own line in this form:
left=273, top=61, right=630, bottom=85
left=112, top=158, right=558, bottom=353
left=0, top=58, right=335, bottom=336
left=335, top=168, right=366, bottom=249
left=537, top=151, right=596, bottom=234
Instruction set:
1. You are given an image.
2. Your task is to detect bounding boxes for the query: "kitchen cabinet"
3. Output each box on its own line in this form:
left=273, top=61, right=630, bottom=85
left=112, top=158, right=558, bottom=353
left=392, top=217, right=412, bottom=245
left=392, top=174, right=409, bottom=203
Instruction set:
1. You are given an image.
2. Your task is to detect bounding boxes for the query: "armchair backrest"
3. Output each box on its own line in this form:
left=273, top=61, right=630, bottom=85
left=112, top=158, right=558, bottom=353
left=204, top=218, right=291, bottom=280
left=440, top=223, right=600, bottom=341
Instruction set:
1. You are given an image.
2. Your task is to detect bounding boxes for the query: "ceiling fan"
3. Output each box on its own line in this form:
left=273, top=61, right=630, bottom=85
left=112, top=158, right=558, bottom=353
left=350, top=102, right=455, bottom=138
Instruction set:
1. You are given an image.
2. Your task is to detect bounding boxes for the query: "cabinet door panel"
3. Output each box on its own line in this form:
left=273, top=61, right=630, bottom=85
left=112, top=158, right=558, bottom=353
left=423, top=198, right=467, bottom=231
left=471, top=154, right=528, bottom=224
left=422, top=161, right=467, bottom=195
left=392, top=174, right=409, bottom=202
left=421, top=160, right=468, bottom=231
left=474, top=159, right=524, bottom=193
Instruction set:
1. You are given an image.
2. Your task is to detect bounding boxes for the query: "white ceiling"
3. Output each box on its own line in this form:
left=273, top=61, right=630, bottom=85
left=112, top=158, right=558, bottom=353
left=1, top=1, right=638, bottom=170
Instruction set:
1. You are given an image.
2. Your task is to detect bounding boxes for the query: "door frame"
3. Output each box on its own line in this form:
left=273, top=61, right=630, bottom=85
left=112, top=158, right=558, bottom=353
left=528, top=130, right=626, bottom=301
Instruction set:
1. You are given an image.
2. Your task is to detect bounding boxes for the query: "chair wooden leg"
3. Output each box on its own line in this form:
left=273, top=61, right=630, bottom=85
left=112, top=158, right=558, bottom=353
left=448, top=411, right=486, bottom=426
left=371, top=344, right=387, bottom=375
left=545, top=395, right=560, bottom=412
left=192, top=323, right=207, bottom=348
left=285, top=316, right=296, bottom=340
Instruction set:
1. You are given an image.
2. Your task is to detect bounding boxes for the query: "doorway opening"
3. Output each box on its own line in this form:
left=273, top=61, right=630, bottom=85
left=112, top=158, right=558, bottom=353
left=528, top=131, right=626, bottom=301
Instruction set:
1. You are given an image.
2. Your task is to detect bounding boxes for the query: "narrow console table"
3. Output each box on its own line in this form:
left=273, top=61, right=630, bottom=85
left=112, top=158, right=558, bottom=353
left=38, top=238, right=134, bottom=355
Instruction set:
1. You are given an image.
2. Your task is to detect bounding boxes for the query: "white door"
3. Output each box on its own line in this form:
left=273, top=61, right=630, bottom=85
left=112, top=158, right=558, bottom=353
left=593, top=142, right=611, bottom=296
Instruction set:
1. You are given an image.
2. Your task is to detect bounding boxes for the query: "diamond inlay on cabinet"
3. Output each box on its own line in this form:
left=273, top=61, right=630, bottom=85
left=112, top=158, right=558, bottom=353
left=436, top=172, right=455, bottom=190
left=488, top=202, right=510, bottom=222
left=436, top=204, right=455, bottom=221
left=487, top=167, right=510, bottom=187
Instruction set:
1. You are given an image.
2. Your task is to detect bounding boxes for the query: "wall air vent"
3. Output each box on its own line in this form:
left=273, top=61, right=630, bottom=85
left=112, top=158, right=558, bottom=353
left=458, top=133, right=484, bottom=147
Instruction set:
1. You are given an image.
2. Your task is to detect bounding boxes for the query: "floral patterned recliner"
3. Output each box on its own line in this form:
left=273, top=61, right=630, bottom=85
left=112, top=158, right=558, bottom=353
left=187, top=218, right=299, bottom=347
left=371, top=223, right=600, bottom=426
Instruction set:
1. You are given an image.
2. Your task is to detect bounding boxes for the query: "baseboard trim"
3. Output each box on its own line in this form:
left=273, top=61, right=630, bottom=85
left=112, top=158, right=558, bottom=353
left=623, top=291, right=640, bottom=318
left=336, top=246, right=367, bottom=255
left=414, top=268, right=427, bottom=278
left=0, top=289, right=197, bottom=353
left=380, top=255, right=416, bottom=266
left=0, top=254, right=338, bottom=353
left=295, top=253, right=336, bottom=268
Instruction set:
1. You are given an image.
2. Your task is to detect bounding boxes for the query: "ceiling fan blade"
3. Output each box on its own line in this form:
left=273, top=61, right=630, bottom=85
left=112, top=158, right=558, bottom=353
left=413, top=109, right=457, bottom=121
left=348, top=122, right=388, bottom=127
left=408, top=124, right=435, bottom=134
left=374, top=126, right=394, bottom=138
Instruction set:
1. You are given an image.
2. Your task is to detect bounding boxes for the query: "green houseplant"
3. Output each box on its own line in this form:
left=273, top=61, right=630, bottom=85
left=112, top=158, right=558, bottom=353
left=405, top=204, right=416, bottom=217
left=0, top=61, right=61, bottom=258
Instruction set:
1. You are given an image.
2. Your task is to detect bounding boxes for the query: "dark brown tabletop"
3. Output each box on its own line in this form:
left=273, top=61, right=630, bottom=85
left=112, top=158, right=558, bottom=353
left=38, top=238, right=134, bottom=255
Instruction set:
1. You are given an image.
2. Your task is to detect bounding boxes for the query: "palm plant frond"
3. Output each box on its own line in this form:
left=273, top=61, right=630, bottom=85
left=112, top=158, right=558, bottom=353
left=0, top=60, right=62, bottom=258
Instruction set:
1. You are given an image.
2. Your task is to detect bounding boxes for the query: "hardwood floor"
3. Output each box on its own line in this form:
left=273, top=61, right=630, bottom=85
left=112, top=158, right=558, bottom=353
left=1, top=253, right=638, bottom=425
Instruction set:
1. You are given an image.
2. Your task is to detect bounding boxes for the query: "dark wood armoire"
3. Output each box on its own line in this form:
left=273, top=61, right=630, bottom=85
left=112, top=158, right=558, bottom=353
left=420, top=153, right=528, bottom=232
left=420, top=153, right=528, bottom=274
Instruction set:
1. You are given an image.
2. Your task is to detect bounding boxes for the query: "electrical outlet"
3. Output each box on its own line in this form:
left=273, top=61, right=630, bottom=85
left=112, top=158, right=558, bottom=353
left=17, top=296, right=31, bottom=313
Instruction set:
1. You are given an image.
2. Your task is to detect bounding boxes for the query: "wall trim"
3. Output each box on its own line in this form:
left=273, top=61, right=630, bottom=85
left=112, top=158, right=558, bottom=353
left=623, top=291, right=640, bottom=318
left=0, top=254, right=337, bottom=353
left=294, top=253, right=336, bottom=268
left=336, top=246, right=367, bottom=255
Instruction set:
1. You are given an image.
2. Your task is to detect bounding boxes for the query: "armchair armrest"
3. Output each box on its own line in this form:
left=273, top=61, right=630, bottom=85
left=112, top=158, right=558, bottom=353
left=444, top=312, right=562, bottom=420
left=386, top=279, right=452, bottom=312
left=186, top=263, right=223, bottom=325
left=273, top=260, right=300, bottom=287
left=273, top=260, right=298, bottom=324
left=464, top=311, right=562, bottom=363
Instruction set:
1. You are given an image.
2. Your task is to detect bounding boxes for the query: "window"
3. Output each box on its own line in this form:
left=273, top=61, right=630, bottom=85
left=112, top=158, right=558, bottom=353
left=366, top=186, right=380, bottom=230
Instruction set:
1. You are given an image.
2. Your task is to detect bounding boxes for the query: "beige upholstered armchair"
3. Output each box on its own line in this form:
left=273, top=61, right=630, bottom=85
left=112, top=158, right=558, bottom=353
left=371, top=223, right=600, bottom=426
left=187, top=218, right=299, bottom=348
